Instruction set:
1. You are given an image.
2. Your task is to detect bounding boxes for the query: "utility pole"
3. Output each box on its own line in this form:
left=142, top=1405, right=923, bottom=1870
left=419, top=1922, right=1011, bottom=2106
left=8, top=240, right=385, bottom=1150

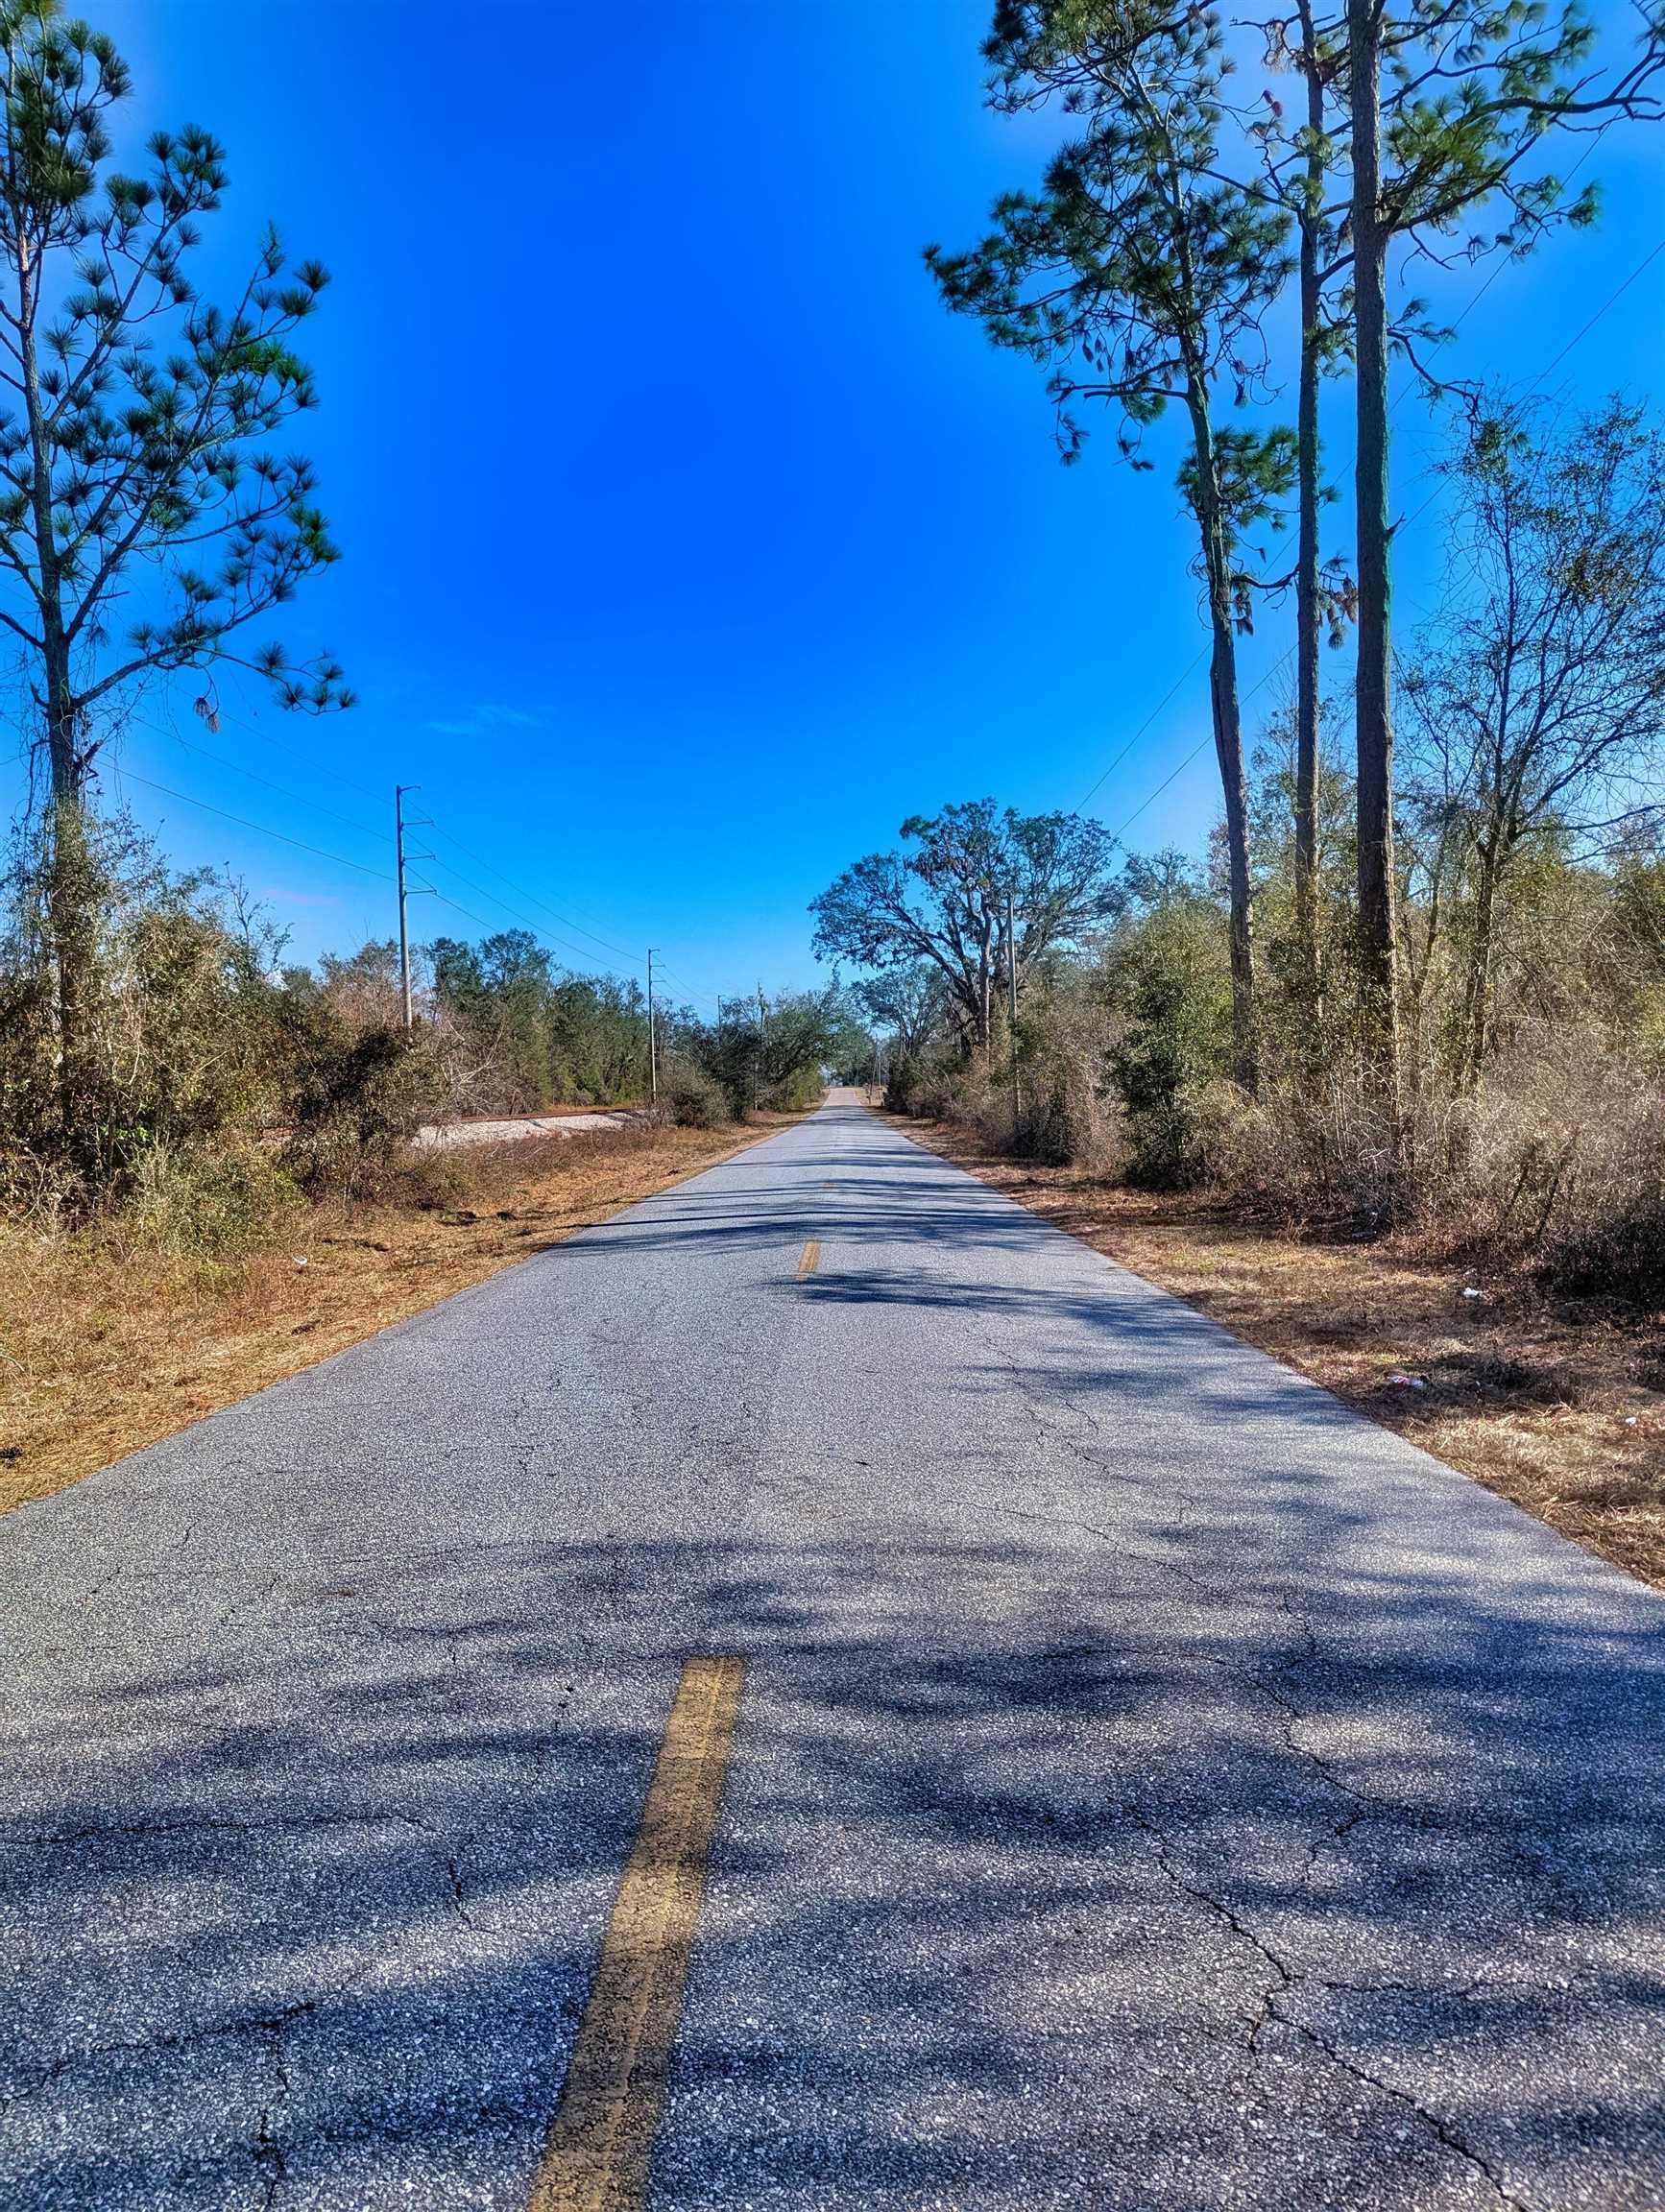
left=395, top=784, right=433, bottom=1031
left=646, top=949, right=659, bottom=1108
left=1007, top=887, right=1021, bottom=1142
left=756, top=982, right=767, bottom=1112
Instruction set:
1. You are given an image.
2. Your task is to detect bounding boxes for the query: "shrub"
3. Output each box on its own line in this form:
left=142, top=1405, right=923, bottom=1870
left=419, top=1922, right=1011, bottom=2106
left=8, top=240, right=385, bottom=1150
left=0, top=813, right=288, bottom=1207
left=1194, top=1069, right=1406, bottom=1228
left=1105, top=899, right=1234, bottom=1186
left=1451, top=1039, right=1665, bottom=1296
left=281, top=1017, right=453, bottom=1199
left=778, top=1066, right=825, bottom=1113
left=660, top=1056, right=731, bottom=1129
left=120, top=1140, right=302, bottom=1256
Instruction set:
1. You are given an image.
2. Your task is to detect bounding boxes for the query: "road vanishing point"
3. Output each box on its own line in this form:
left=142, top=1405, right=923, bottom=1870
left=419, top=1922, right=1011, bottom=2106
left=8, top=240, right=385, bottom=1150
left=2, top=1093, right=1662, bottom=2209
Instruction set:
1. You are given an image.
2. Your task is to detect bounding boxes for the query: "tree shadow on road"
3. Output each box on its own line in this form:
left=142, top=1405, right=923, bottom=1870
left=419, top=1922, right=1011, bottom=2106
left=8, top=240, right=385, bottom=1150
left=3, top=1489, right=1664, bottom=2209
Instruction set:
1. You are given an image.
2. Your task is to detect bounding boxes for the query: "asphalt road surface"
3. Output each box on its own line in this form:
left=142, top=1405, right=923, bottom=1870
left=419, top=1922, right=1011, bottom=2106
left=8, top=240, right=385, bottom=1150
left=2, top=1093, right=1662, bottom=2210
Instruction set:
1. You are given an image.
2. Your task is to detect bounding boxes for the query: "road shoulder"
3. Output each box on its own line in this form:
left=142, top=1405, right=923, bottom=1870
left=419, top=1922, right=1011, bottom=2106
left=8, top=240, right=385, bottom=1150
left=886, top=1109, right=1665, bottom=1591
left=0, top=1113, right=808, bottom=1521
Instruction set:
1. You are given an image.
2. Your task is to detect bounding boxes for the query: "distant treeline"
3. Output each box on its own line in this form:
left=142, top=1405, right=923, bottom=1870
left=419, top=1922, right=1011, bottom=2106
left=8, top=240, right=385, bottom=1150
left=0, top=817, right=871, bottom=1238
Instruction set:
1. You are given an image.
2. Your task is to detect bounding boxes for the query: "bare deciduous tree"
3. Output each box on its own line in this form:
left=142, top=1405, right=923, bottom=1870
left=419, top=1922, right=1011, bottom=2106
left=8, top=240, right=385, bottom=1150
left=1401, top=395, right=1665, bottom=1082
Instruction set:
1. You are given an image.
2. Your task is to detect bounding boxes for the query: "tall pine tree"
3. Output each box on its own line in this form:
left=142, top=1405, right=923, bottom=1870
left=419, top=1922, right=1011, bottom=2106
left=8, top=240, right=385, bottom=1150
left=929, top=0, right=1297, bottom=1088
left=0, top=3, right=348, bottom=1162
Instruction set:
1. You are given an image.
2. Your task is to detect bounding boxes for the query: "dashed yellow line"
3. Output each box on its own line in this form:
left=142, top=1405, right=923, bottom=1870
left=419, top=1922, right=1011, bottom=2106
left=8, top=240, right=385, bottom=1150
left=529, top=1656, right=746, bottom=2212
left=797, top=1239, right=821, bottom=1278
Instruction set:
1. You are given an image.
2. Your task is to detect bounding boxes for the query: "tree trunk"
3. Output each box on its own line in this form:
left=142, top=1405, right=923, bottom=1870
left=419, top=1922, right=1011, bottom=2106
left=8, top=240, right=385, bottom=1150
left=977, top=912, right=994, bottom=1059
left=24, top=266, right=97, bottom=1172
left=1185, top=388, right=1258, bottom=1093
left=1462, top=844, right=1500, bottom=1086
left=1293, top=5, right=1325, bottom=1029
left=1347, top=0, right=1402, bottom=1115
left=44, top=788, right=96, bottom=1166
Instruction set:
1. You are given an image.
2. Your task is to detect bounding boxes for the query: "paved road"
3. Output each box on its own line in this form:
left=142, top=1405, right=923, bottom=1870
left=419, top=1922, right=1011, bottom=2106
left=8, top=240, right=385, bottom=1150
left=2, top=1094, right=1662, bottom=2209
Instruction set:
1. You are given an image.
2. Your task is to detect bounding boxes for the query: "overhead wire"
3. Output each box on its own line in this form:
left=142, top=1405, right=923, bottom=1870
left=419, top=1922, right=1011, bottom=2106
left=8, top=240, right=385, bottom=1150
left=133, top=711, right=385, bottom=845
left=125, top=704, right=738, bottom=1008
left=188, top=696, right=732, bottom=1000
left=114, top=769, right=396, bottom=882
left=117, top=725, right=738, bottom=1013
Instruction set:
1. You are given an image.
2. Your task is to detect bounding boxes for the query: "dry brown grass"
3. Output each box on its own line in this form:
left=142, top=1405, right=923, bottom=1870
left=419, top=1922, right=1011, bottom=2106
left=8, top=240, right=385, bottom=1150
left=0, top=1117, right=797, bottom=1518
left=900, top=1115, right=1665, bottom=1591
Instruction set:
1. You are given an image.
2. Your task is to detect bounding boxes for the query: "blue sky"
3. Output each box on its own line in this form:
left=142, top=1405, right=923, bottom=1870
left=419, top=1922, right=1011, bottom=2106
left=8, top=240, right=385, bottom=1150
left=2, top=0, right=1661, bottom=1009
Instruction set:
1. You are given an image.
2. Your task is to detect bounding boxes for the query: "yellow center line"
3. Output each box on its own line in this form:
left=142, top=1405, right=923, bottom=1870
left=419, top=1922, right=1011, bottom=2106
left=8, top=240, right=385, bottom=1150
left=797, top=1239, right=821, bottom=1278
left=529, top=1656, right=746, bottom=2212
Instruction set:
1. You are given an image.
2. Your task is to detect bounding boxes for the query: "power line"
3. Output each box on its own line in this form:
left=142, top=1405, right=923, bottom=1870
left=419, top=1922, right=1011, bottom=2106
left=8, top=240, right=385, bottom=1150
left=412, top=812, right=731, bottom=1008
left=134, top=712, right=384, bottom=845
left=1078, top=649, right=1205, bottom=808
left=187, top=690, right=721, bottom=995
left=122, top=707, right=737, bottom=1008
left=111, top=755, right=742, bottom=1017
left=418, top=844, right=647, bottom=984
left=115, top=769, right=396, bottom=882
left=201, top=691, right=386, bottom=807
left=133, top=693, right=665, bottom=973
left=419, top=814, right=646, bottom=970
left=1528, top=232, right=1664, bottom=390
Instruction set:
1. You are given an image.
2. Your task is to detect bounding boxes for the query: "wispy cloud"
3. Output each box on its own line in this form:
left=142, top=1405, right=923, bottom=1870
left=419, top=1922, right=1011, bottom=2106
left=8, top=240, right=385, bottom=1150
left=427, top=702, right=542, bottom=738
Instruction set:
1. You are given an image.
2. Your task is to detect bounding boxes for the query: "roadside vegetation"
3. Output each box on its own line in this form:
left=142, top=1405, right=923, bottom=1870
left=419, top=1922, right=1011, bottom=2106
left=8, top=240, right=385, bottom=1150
left=1, top=0, right=1661, bottom=1565
left=832, top=412, right=1665, bottom=1571
left=0, top=5, right=875, bottom=1511
left=0, top=809, right=866, bottom=1507
left=0, top=1114, right=803, bottom=1520
left=818, top=0, right=1665, bottom=1579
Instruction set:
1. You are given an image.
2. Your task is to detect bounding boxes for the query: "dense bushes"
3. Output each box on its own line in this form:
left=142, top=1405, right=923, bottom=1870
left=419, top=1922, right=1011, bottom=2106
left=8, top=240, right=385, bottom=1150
left=881, top=816, right=1665, bottom=1299
left=0, top=812, right=866, bottom=1247
left=674, top=987, right=862, bottom=1120
left=862, top=398, right=1665, bottom=1302
left=0, top=816, right=299, bottom=1224
left=660, top=1056, right=730, bottom=1129
left=428, top=933, right=650, bottom=1112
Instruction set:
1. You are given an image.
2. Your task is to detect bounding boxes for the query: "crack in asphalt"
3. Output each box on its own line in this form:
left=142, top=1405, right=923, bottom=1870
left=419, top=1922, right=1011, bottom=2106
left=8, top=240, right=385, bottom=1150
left=253, top=2018, right=293, bottom=2210
left=1123, top=1804, right=1533, bottom=2208
left=974, top=1308, right=1581, bottom=2210
left=7, top=1103, right=1659, bottom=2207
left=0, top=1991, right=333, bottom=2119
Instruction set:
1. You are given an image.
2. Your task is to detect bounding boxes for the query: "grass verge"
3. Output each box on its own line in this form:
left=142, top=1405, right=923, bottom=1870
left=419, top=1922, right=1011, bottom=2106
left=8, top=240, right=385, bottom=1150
left=0, top=1116, right=798, bottom=1519
left=897, top=1114, right=1665, bottom=1591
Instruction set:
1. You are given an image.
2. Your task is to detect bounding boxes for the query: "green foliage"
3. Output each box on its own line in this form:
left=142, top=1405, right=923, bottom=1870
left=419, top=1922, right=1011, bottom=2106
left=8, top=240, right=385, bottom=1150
left=278, top=1012, right=449, bottom=1202
left=676, top=986, right=855, bottom=1118
left=0, top=0, right=350, bottom=774
left=660, top=1055, right=730, bottom=1130
left=429, top=931, right=650, bottom=1111
left=121, top=1139, right=301, bottom=1257
left=1398, top=396, right=1665, bottom=1084
left=935, top=0, right=1294, bottom=474
left=1102, top=860, right=1235, bottom=1184
left=778, top=1065, right=827, bottom=1113
left=811, top=801, right=1119, bottom=1052
left=0, top=811, right=453, bottom=1217
left=0, top=810, right=286, bottom=1208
